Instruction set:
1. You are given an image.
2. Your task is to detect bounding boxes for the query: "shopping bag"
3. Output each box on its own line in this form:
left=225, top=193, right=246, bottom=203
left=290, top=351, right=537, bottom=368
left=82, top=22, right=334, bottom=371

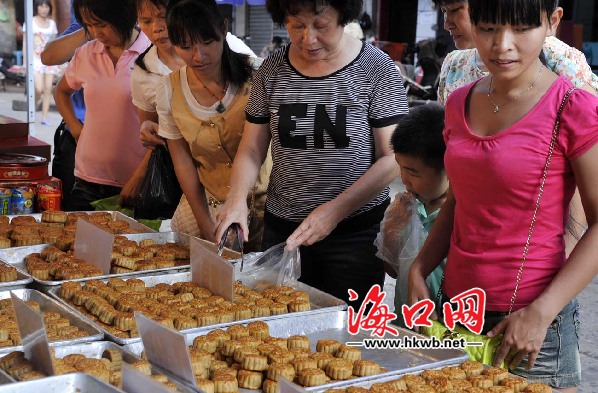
left=375, top=192, right=428, bottom=306
left=135, top=145, right=182, bottom=220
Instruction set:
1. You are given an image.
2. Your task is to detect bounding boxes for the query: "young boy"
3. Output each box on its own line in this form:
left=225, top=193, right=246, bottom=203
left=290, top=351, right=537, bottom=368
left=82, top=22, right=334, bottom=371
left=375, top=103, right=448, bottom=327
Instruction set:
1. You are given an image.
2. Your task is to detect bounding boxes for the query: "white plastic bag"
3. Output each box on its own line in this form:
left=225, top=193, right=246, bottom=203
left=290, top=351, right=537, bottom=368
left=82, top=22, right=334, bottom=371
left=235, top=243, right=301, bottom=289
left=374, top=192, right=427, bottom=305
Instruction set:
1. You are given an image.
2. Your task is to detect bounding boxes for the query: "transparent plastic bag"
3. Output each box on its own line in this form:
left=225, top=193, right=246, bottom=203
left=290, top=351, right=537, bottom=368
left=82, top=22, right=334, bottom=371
left=234, top=244, right=300, bottom=288
left=235, top=243, right=301, bottom=289
left=374, top=192, right=427, bottom=305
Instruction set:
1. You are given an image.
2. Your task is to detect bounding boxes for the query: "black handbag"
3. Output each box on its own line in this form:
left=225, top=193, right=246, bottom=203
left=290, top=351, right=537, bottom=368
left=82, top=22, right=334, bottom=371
left=51, top=120, right=76, bottom=211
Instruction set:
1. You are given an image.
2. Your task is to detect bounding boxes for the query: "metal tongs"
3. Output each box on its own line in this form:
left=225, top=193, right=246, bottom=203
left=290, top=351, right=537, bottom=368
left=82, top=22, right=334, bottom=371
left=217, top=223, right=245, bottom=272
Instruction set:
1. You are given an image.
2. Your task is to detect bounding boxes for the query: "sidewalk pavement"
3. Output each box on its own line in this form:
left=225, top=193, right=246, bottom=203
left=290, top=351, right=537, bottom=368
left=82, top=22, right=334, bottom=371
left=0, top=83, right=61, bottom=159
left=1, top=82, right=598, bottom=391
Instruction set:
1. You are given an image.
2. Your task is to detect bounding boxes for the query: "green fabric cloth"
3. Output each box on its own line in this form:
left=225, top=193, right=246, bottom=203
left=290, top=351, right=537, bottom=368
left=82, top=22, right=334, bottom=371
left=90, top=195, right=162, bottom=232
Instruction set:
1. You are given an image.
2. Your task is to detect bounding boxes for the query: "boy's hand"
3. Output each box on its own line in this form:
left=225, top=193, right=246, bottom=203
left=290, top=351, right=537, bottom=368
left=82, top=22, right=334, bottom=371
left=407, top=259, right=438, bottom=332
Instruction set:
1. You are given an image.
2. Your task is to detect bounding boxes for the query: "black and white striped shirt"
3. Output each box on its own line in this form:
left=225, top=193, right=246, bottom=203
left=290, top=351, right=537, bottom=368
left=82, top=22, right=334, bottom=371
left=246, top=42, right=408, bottom=222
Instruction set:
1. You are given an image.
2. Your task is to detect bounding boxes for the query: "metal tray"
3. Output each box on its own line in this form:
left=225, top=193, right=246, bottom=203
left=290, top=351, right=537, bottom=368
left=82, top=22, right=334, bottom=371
left=121, top=232, right=242, bottom=262
left=124, top=311, right=468, bottom=392
left=307, top=362, right=562, bottom=393
left=0, top=289, right=103, bottom=353
left=0, top=259, right=32, bottom=291
left=0, top=373, right=125, bottom=392
left=49, top=271, right=347, bottom=345
left=0, top=370, right=10, bottom=385
left=0, top=341, right=199, bottom=392
left=0, top=232, right=194, bottom=289
left=4, top=211, right=155, bottom=233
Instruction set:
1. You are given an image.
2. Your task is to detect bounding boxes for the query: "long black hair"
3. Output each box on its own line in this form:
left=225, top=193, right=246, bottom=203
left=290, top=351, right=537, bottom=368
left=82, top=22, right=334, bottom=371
left=469, top=0, right=558, bottom=27
left=166, top=0, right=252, bottom=88
left=266, top=0, right=363, bottom=27
left=73, top=0, right=138, bottom=47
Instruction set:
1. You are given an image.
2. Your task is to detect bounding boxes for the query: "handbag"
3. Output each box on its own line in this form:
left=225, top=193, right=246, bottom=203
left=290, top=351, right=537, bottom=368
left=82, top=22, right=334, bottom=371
left=51, top=120, right=77, bottom=211
left=421, top=87, right=576, bottom=365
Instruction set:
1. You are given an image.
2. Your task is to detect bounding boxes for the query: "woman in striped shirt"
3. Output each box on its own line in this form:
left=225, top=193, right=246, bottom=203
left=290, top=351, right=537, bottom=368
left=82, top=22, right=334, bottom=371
left=216, top=0, right=408, bottom=307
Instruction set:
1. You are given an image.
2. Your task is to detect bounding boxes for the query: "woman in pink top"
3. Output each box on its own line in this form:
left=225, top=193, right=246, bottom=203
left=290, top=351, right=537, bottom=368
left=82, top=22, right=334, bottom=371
left=54, top=0, right=150, bottom=211
left=409, top=0, right=598, bottom=390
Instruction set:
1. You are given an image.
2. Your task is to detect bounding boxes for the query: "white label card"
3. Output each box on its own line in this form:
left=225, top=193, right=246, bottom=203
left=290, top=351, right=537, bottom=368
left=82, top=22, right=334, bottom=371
left=279, top=377, right=309, bottom=393
left=10, top=293, right=54, bottom=376
left=135, top=312, right=196, bottom=387
left=190, top=237, right=234, bottom=301
left=121, top=363, right=174, bottom=393
left=73, top=217, right=114, bottom=274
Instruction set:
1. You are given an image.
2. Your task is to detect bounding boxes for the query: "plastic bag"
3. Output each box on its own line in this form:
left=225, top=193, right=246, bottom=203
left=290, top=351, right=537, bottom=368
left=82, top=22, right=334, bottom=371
left=135, top=145, right=182, bottom=220
left=235, top=243, right=301, bottom=289
left=374, top=192, right=427, bottom=306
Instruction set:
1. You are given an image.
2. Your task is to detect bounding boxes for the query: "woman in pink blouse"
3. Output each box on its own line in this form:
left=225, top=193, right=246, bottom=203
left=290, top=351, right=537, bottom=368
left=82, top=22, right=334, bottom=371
left=54, top=0, right=151, bottom=211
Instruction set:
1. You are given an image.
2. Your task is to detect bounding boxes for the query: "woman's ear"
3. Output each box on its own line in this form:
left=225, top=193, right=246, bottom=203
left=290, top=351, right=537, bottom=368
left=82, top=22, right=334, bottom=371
left=223, top=18, right=229, bottom=36
left=548, top=7, right=563, bottom=37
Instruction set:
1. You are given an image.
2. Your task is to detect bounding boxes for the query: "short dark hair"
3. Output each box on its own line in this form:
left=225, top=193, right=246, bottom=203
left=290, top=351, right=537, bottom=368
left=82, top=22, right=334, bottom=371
left=391, top=103, right=446, bottom=172
left=272, top=36, right=283, bottom=45
left=34, top=0, right=52, bottom=16
left=469, top=0, right=558, bottom=27
left=431, top=0, right=467, bottom=10
left=74, top=0, right=137, bottom=46
left=166, top=0, right=252, bottom=88
left=266, top=0, right=363, bottom=27
left=135, top=0, right=169, bottom=13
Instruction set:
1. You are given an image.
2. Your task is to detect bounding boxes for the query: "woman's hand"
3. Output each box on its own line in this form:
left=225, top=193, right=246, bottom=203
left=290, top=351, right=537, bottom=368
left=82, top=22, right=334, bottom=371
left=199, top=220, right=217, bottom=243
left=488, top=303, right=553, bottom=370
left=118, top=175, right=143, bottom=207
left=69, top=121, right=83, bottom=143
left=140, top=120, right=165, bottom=150
left=285, top=202, right=342, bottom=250
left=215, top=199, right=250, bottom=244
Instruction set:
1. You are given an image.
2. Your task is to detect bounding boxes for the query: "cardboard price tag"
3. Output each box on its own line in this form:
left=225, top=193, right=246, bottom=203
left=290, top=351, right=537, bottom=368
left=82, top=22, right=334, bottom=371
left=135, top=312, right=196, bottom=387
left=74, top=217, right=114, bottom=274
left=10, top=293, right=54, bottom=377
left=121, top=363, right=173, bottom=393
left=279, top=377, right=309, bottom=393
left=190, top=237, right=234, bottom=301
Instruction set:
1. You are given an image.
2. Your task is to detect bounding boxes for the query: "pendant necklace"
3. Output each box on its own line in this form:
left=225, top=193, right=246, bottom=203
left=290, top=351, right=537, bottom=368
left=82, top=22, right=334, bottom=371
left=486, top=64, right=545, bottom=113
left=197, top=76, right=227, bottom=113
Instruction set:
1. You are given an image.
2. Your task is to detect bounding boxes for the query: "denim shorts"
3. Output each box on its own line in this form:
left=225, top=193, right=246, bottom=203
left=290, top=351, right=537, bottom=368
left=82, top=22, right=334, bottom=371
left=486, top=299, right=581, bottom=388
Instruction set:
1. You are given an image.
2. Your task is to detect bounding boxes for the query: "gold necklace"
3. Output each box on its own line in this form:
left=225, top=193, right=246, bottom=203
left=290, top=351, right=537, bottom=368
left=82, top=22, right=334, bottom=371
left=486, top=64, right=545, bottom=113
left=196, top=76, right=227, bottom=113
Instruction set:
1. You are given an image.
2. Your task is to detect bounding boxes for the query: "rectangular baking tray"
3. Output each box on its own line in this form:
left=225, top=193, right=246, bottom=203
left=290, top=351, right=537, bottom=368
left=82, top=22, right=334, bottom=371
left=0, top=288, right=103, bottom=354
left=0, top=341, right=200, bottom=392
left=0, top=258, right=32, bottom=291
left=0, top=373, right=124, bottom=393
left=4, top=211, right=156, bottom=234
left=49, top=271, right=347, bottom=345
left=0, top=370, right=10, bottom=384
left=0, top=232, right=197, bottom=289
left=307, top=362, right=562, bottom=393
left=124, top=311, right=469, bottom=392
